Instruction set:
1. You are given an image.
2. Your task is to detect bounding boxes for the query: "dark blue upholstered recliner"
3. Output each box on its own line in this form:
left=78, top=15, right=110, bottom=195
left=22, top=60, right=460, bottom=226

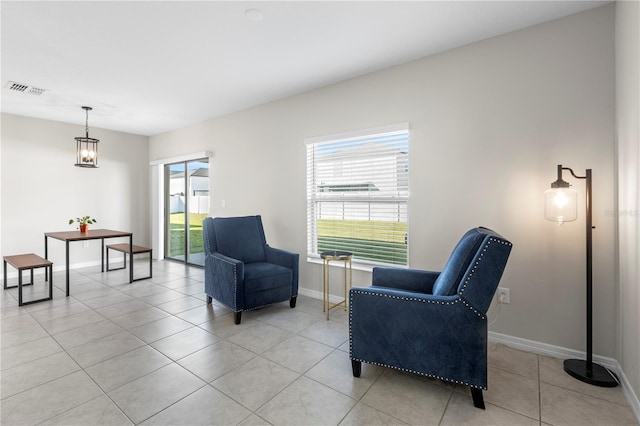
left=203, top=215, right=299, bottom=324
left=349, top=227, right=512, bottom=409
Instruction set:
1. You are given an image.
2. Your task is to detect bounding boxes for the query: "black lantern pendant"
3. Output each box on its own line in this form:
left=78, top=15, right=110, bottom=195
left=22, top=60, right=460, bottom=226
left=75, top=106, right=99, bottom=168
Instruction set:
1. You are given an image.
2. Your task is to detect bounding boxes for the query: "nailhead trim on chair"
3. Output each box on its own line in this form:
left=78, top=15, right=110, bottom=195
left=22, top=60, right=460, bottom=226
left=348, top=235, right=512, bottom=390
left=459, top=237, right=513, bottom=318
left=351, top=290, right=459, bottom=305
left=460, top=299, right=485, bottom=319
left=348, top=302, right=487, bottom=390
left=347, top=309, right=486, bottom=390
left=209, top=256, right=238, bottom=311
left=348, top=237, right=513, bottom=320
left=233, top=264, right=237, bottom=309
left=213, top=256, right=295, bottom=315
left=350, top=356, right=487, bottom=390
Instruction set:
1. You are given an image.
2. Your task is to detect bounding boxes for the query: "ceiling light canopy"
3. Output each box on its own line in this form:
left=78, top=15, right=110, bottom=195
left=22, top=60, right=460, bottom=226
left=244, top=8, right=264, bottom=22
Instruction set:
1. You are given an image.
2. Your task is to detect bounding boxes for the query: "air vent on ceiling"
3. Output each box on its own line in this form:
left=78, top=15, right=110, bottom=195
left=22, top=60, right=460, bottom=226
left=4, top=80, right=47, bottom=96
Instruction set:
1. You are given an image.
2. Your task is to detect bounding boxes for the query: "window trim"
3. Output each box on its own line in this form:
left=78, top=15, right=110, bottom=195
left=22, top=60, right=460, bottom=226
left=305, top=123, right=410, bottom=268
left=304, top=123, right=409, bottom=146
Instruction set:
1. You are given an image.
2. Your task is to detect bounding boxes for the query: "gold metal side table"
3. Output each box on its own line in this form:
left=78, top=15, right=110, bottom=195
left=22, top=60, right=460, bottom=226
left=321, top=250, right=353, bottom=320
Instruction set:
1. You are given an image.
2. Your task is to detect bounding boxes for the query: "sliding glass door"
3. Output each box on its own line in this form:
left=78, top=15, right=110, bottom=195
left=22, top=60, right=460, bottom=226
left=164, top=158, right=209, bottom=266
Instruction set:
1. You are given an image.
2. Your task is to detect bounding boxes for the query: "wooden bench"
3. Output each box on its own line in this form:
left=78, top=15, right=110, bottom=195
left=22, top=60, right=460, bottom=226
left=106, top=243, right=152, bottom=281
left=3, top=253, right=53, bottom=306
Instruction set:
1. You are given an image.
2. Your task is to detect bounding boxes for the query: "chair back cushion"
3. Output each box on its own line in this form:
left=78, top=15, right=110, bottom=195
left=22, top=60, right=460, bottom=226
left=431, top=228, right=486, bottom=296
left=212, top=216, right=267, bottom=263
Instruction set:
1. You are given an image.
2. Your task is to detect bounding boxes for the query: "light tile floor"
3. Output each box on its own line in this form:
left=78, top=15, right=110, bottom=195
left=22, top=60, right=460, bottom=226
left=1, top=260, right=638, bottom=425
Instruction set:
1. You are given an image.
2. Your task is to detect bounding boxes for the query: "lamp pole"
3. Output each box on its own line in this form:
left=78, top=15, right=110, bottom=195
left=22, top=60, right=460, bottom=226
left=554, top=166, right=617, bottom=387
left=585, top=169, right=593, bottom=371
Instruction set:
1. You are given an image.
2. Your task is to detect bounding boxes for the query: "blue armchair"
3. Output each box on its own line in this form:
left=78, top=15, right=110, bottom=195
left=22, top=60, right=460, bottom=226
left=349, top=227, right=512, bottom=409
left=203, top=215, right=299, bottom=324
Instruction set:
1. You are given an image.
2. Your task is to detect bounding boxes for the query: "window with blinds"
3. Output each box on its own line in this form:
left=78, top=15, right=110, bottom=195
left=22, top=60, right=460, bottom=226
left=306, top=124, right=409, bottom=267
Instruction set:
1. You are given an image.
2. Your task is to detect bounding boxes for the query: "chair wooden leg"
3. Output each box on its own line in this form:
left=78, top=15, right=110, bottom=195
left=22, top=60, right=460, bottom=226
left=234, top=311, right=242, bottom=325
left=206, top=295, right=212, bottom=304
left=351, top=360, right=361, bottom=377
left=290, top=296, right=297, bottom=308
left=471, top=388, right=485, bottom=409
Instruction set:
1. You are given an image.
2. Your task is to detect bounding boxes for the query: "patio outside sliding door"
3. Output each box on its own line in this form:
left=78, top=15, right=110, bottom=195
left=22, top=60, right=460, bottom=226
left=164, top=158, right=209, bottom=266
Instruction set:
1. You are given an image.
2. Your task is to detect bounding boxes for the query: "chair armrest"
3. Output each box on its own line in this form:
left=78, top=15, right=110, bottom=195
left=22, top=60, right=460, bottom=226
left=204, top=251, right=245, bottom=311
left=265, top=246, right=299, bottom=293
left=372, top=267, right=439, bottom=294
left=264, top=245, right=298, bottom=268
left=349, top=285, right=488, bottom=388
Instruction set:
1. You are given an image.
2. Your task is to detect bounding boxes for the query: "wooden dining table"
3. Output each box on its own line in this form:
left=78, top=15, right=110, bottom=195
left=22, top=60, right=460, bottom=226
left=44, top=229, right=133, bottom=297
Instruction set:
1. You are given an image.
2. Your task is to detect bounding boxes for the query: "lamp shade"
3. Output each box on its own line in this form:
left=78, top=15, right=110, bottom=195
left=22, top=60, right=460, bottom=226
left=75, top=136, right=99, bottom=167
left=545, top=187, right=577, bottom=224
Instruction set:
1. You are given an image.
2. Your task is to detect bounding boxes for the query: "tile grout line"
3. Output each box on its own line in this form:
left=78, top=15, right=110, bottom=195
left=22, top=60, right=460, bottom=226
left=1, top=263, right=201, bottom=425
left=538, top=353, right=543, bottom=426
left=3, top=262, right=636, bottom=426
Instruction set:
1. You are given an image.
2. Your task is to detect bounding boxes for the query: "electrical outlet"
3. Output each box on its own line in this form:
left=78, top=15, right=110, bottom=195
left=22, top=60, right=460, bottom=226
left=498, top=287, right=510, bottom=304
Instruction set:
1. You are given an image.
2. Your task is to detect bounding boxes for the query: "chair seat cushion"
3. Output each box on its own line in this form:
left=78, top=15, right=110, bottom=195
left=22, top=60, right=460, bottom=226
left=244, top=262, right=293, bottom=294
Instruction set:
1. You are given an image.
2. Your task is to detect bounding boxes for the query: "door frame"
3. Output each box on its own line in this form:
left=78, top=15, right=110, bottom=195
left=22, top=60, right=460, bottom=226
left=149, top=151, right=214, bottom=263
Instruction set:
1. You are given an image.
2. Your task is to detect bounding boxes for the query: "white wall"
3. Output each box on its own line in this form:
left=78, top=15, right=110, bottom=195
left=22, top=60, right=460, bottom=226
left=1, top=114, right=150, bottom=270
left=616, top=0, right=640, bottom=406
left=151, top=6, right=617, bottom=357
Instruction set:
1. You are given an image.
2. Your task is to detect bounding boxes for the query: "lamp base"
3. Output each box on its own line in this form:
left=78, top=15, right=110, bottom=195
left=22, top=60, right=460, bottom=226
left=563, top=359, right=619, bottom=387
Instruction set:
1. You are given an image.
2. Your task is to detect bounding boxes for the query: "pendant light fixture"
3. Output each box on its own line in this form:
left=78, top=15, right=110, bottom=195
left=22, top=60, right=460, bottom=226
left=75, top=106, right=99, bottom=168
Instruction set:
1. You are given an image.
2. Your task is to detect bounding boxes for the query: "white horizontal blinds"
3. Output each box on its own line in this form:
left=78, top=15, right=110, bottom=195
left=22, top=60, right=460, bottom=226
left=307, top=125, right=409, bottom=266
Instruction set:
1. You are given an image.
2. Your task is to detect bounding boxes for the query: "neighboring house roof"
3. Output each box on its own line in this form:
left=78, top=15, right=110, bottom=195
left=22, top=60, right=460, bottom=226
left=190, top=168, right=209, bottom=178
left=169, top=168, right=209, bottom=179
left=319, top=141, right=406, bottom=161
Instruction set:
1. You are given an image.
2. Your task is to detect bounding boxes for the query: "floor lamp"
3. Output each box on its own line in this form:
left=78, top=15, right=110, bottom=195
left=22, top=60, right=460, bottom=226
left=544, top=164, right=618, bottom=387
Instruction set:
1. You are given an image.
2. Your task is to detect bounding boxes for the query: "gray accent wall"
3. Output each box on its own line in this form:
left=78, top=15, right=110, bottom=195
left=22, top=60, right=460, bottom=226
left=150, top=6, right=618, bottom=358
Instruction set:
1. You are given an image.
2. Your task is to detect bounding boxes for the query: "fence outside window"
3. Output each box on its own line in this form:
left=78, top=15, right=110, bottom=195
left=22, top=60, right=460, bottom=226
left=306, top=124, right=409, bottom=266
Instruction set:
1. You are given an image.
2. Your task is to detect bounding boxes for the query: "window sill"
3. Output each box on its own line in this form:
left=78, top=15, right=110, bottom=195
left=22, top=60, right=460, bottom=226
left=306, top=256, right=408, bottom=273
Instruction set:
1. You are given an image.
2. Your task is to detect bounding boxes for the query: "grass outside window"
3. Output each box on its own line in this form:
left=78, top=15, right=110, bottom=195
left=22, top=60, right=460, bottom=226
left=317, top=219, right=407, bottom=265
left=168, top=213, right=207, bottom=257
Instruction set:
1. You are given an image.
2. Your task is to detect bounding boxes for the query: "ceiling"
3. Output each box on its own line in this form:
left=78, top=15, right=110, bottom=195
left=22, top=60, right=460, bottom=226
left=1, top=1, right=608, bottom=137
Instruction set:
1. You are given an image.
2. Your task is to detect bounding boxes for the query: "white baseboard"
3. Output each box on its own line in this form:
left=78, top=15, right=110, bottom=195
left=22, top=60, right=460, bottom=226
left=489, top=331, right=640, bottom=421
left=618, top=363, right=640, bottom=422
left=2, top=274, right=637, bottom=421
left=488, top=331, right=618, bottom=369
left=298, top=286, right=347, bottom=305
left=295, top=291, right=640, bottom=421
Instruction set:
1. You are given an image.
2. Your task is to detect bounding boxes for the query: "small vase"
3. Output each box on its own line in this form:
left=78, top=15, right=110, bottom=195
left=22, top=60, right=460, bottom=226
left=79, top=224, right=88, bottom=233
